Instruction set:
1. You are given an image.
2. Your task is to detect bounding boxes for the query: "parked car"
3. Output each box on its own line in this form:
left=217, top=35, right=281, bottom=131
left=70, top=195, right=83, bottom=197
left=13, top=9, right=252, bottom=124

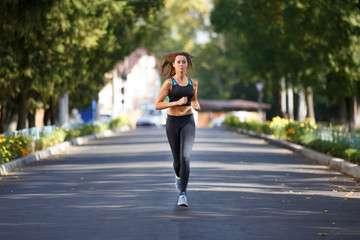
left=136, top=109, right=167, bottom=127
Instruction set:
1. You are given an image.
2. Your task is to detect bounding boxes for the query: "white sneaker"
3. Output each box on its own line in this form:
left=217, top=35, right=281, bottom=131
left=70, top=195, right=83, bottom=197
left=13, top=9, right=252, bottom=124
left=177, top=192, right=188, bottom=207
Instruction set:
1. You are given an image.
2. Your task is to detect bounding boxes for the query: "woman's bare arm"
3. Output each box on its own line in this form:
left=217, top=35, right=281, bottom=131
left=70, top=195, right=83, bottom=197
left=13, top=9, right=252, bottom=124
left=191, top=80, right=201, bottom=111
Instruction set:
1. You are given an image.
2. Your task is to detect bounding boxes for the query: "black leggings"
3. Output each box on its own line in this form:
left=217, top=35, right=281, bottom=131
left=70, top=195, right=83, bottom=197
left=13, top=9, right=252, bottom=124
left=166, top=114, right=196, bottom=193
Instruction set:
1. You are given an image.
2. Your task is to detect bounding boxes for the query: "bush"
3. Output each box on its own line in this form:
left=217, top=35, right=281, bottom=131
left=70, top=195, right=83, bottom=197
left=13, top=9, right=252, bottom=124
left=344, top=148, right=360, bottom=163
left=64, top=128, right=81, bottom=141
left=0, top=135, right=30, bottom=164
left=110, top=116, right=131, bottom=129
left=1, top=120, right=126, bottom=164
left=299, top=132, right=318, bottom=146
left=35, top=127, right=66, bottom=151
left=224, top=115, right=241, bottom=128
left=261, top=122, right=273, bottom=135
left=269, top=117, right=289, bottom=139
left=223, top=115, right=360, bottom=164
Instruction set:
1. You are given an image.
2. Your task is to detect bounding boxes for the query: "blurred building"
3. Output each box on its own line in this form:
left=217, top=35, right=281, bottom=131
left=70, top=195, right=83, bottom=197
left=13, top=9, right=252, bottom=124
left=98, top=48, right=161, bottom=127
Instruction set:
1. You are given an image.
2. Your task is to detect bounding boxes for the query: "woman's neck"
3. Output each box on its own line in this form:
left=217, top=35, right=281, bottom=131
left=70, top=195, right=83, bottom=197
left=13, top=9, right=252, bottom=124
left=174, top=72, right=186, bottom=81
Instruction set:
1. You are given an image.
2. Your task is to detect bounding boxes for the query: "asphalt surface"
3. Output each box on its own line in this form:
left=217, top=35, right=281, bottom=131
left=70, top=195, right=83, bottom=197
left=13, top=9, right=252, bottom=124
left=1, top=127, right=360, bottom=240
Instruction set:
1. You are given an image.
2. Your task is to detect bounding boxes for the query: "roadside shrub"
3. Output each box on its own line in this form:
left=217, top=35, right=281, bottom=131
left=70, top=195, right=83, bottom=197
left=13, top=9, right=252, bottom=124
left=75, top=123, right=109, bottom=137
left=243, top=120, right=272, bottom=134
left=222, top=115, right=360, bottom=164
left=261, top=122, right=273, bottom=135
left=1, top=120, right=126, bottom=164
left=35, top=127, right=66, bottom=150
left=224, top=115, right=241, bottom=128
left=64, top=128, right=81, bottom=141
left=269, top=117, right=288, bottom=139
left=285, top=122, right=304, bottom=143
left=299, top=132, right=318, bottom=146
left=344, top=148, right=360, bottom=163
left=307, top=139, right=349, bottom=158
left=110, top=116, right=131, bottom=129
left=0, top=135, right=30, bottom=164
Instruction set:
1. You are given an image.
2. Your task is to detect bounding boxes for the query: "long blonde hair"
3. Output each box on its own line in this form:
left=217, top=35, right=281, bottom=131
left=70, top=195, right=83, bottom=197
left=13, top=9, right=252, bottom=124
left=160, top=52, right=195, bottom=78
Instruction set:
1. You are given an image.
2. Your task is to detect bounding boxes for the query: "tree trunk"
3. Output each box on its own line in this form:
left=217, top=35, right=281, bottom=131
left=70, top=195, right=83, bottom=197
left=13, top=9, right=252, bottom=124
left=305, top=87, right=315, bottom=120
left=287, top=83, right=294, bottom=120
left=5, top=103, right=17, bottom=132
left=17, top=91, right=28, bottom=130
left=272, top=88, right=284, bottom=118
left=50, top=100, right=57, bottom=125
left=0, top=104, right=5, bottom=133
left=44, top=98, right=58, bottom=126
left=297, top=87, right=307, bottom=122
left=58, top=93, right=69, bottom=125
left=44, top=99, right=52, bottom=126
left=345, top=97, right=356, bottom=133
left=28, top=112, right=35, bottom=128
left=355, top=84, right=360, bottom=128
left=213, top=59, right=223, bottom=95
left=44, top=108, right=50, bottom=126
left=329, top=101, right=346, bottom=125
left=280, top=76, right=287, bottom=118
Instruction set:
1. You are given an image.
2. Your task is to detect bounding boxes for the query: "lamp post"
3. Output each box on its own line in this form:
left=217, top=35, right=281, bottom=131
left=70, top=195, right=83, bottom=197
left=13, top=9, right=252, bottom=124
left=255, top=81, right=264, bottom=122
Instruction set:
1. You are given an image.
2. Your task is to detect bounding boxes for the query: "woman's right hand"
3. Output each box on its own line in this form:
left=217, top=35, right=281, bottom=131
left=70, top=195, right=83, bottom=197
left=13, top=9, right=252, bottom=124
left=177, top=96, right=188, bottom=106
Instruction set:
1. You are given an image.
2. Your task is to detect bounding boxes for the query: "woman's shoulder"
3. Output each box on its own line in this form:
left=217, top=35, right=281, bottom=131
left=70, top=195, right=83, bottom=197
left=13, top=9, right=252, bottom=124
left=189, top=78, right=198, bottom=86
left=162, top=78, right=173, bottom=90
left=164, top=78, right=173, bottom=85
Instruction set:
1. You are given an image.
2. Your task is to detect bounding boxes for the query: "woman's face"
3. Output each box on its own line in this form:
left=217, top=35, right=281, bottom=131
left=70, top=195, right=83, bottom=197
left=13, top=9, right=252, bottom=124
left=173, top=55, right=188, bottom=73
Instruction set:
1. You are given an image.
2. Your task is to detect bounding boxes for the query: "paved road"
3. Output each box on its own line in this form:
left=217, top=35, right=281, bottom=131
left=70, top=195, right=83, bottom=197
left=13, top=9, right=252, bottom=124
left=1, top=128, right=360, bottom=240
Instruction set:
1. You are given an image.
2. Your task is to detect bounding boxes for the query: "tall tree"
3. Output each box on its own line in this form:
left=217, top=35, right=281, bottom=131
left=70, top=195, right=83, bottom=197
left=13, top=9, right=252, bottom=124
left=211, top=0, right=360, bottom=126
left=0, top=0, right=164, bottom=131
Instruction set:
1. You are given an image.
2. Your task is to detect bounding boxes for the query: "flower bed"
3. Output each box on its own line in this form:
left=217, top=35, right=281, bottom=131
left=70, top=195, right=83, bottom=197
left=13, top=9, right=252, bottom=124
left=223, top=115, right=360, bottom=164
left=0, top=116, right=131, bottom=164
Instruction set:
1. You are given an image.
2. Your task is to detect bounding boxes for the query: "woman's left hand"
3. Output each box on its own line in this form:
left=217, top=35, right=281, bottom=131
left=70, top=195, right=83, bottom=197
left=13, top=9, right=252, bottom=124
left=193, top=102, right=201, bottom=111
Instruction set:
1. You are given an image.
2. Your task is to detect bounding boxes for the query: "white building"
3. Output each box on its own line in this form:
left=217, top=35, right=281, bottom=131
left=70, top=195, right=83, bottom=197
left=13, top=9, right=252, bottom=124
left=98, top=48, right=161, bottom=126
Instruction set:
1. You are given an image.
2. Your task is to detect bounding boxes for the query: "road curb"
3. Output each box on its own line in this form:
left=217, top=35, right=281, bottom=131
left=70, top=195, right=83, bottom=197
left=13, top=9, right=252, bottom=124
left=224, top=126, right=360, bottom=179
left=0, top=126, right=131, bottom=176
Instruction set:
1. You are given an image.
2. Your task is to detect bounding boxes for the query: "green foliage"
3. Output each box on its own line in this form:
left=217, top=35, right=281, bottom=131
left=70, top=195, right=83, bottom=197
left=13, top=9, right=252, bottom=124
left=305, top=139, right=360, bottom=163
left=1, top=116, right=131, bottom=164
left=298, top=132, right=318, bottom=146
left=35, top=128, right=67, bottom=150
left=224, top=115, right=273, bottom=135
left=0, top=0, right=164, bottom=129
left=110, top=116, right=131, bottom=129
left=223, top=115, right=241, bottom=128
left=269, top=117, right=289, bottom=140
left=344, top=148, right=360, bottom=163
left=64, top=123, right=110, bottom=140
left=151, top=0, right=210, bottom=54
left=285, top=122, right=305, bottom=144
left=223, top=115, right=360, bottom=164
left=284, top=119, right=316, bottom=143
left=210, top=0, right=360, bottom=119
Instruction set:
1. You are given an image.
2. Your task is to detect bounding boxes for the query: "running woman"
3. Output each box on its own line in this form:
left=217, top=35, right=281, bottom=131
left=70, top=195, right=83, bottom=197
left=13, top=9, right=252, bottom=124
left=155, top=52, right=201, bottom=207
